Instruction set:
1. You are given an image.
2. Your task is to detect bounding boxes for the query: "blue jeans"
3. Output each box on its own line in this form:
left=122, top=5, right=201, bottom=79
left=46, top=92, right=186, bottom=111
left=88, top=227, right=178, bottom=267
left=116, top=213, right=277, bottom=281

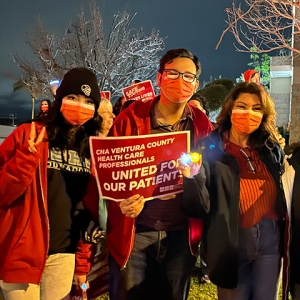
left=109, top=228, right=196, bottom=300
left=217, top=218, right=281, bottom=300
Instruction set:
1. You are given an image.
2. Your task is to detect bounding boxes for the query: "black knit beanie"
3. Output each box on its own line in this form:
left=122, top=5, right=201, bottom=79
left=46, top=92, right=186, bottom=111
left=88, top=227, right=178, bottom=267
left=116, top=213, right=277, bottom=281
left=55, top=68, right=100, bottom=109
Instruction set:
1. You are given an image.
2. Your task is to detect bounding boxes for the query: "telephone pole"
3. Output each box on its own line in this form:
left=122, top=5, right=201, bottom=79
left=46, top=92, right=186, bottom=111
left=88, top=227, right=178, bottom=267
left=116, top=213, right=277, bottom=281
left=8, top=113, right=17, bottom=126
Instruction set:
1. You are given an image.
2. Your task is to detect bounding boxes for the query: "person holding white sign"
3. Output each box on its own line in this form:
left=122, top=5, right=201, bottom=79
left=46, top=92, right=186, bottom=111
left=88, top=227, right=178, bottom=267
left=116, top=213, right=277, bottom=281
left=106, top=48, right=214, bottom=300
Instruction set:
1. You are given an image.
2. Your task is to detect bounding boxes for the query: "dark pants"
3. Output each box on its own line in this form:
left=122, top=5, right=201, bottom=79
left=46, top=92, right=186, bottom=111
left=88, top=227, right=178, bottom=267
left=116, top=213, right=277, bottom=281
left=109, top=228, right=196, bottom=300
left=291, top=282, right=300, bottom=300
left=218, top=218, right=281, bottom=300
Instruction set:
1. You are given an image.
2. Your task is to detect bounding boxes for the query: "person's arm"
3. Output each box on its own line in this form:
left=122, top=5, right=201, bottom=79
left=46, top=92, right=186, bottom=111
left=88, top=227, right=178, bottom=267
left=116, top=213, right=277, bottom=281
left=73, top=181, right=144, bottom=289
left=74, top=169, right=100, bottom=281
left=179, top=159, right=211, bottom=219
left=0, top=123, right=45, bottom=208
left=73, top=240, right=94, bottom=289
left=108, top=109, right=146, bottom=213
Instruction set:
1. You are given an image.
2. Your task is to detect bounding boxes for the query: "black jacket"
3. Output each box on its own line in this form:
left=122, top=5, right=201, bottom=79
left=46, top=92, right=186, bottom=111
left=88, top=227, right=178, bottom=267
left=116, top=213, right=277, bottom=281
left=289, top=147, right=300, bottom=286
left=181, top=130, right=286, bottom=289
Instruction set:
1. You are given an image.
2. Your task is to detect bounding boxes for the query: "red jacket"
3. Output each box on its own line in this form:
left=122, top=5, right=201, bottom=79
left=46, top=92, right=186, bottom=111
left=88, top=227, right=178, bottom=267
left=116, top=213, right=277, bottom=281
left=0, top=122, right=98, bottom=284
left=107, top=97, right=214, bottom=268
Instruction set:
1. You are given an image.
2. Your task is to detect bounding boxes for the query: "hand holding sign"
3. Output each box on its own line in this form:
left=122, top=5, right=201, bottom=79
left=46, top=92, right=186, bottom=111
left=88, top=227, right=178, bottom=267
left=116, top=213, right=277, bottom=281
left=119, top=194, right=145, bottom=218
left=89, top=132, right=190, bottom=201
left=178, top=152, right=202, bottom=178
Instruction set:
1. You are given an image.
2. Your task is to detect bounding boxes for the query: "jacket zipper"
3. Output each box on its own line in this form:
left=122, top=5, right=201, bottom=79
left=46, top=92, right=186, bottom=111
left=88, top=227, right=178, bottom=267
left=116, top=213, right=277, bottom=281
left=280, top=166, right=291, bottom=300
left=37, top=160, right=50, bottom=283
left=282, top=220, right=291, bottom=300
left=120, top=221, right=136, bottom=270
left=119, top=124, right=140, bottom=270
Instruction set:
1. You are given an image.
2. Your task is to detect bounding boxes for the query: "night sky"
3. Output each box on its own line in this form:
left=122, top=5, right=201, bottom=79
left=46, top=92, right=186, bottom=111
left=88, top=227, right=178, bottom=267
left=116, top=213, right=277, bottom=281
left=0, top=0, right=249, bottom=122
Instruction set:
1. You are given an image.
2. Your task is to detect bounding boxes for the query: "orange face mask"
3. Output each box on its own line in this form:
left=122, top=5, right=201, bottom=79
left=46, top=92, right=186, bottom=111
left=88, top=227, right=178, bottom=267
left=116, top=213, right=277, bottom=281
left=231, top=109, right=263, bottom=134
left=60, top=99, right=95, bottom=126
left=41, top=103, right=48, bottom=112
left=160, top=77, right=195, bottom=103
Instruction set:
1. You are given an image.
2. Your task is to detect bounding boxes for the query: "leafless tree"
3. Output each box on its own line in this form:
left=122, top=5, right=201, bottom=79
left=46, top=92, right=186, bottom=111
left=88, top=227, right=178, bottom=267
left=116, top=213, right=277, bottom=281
left=60, top=1, right=164, bottom=94
left=216, top=0, right=300, bottom=55
left=216, top=0, right=300, bottom=145
left=8, top=0, right=165, bottom=116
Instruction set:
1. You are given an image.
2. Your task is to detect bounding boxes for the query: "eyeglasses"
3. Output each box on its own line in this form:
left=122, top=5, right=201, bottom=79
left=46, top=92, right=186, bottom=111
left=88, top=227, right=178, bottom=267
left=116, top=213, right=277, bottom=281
left=164, top=69, right=197, bottom=83
left=240, top=148, right=256, bottom=173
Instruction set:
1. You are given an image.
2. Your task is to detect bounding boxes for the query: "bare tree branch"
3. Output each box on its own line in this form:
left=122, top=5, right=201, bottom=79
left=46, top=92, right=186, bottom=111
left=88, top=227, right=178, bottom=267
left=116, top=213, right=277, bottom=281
left=216, top=0, right=300, bottom=55
left=8, top=0, right=165, bottom=107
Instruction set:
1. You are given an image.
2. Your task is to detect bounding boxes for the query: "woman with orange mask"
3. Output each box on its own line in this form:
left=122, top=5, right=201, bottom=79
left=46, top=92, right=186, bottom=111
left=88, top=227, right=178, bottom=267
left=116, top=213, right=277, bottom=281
left=180, top=82, right=288, bottom=300
left=36, top=99, right=52, bottom=118
left=0, top=68, right=104, bottom=300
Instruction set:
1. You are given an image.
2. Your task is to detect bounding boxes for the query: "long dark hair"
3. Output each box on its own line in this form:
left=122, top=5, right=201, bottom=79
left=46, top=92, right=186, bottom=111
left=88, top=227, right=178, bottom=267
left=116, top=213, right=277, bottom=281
left=36, top=99, right=52, bottom=118
left=113, top=96, right=124, bottom=117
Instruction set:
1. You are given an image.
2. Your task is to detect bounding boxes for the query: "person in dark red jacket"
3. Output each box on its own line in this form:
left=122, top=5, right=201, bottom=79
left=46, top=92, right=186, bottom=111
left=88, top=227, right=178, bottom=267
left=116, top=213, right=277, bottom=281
left=107, top=48, right=214, bottom=300
left=0, top=68, right=102, bottom=300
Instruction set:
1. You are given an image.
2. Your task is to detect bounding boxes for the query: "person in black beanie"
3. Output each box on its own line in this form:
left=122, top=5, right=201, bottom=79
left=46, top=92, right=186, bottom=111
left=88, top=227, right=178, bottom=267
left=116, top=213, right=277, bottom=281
left=44, top=67, right=102, bottom=158
left=0, top=67, right=103, bottom=300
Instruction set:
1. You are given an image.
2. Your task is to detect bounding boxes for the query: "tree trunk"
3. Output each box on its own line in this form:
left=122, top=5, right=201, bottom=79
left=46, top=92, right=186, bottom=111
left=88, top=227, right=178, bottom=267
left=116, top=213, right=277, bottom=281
left=290, top=7, right=300, bottom=144
left=31, top=96, right=35, bottom=119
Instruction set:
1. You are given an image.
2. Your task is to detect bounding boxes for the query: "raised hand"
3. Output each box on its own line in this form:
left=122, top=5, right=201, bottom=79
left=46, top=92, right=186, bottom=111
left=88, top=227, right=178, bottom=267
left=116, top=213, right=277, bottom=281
left=28, top=122, right=46, bottom=153
left=178, top=152, right=202, bottom=178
